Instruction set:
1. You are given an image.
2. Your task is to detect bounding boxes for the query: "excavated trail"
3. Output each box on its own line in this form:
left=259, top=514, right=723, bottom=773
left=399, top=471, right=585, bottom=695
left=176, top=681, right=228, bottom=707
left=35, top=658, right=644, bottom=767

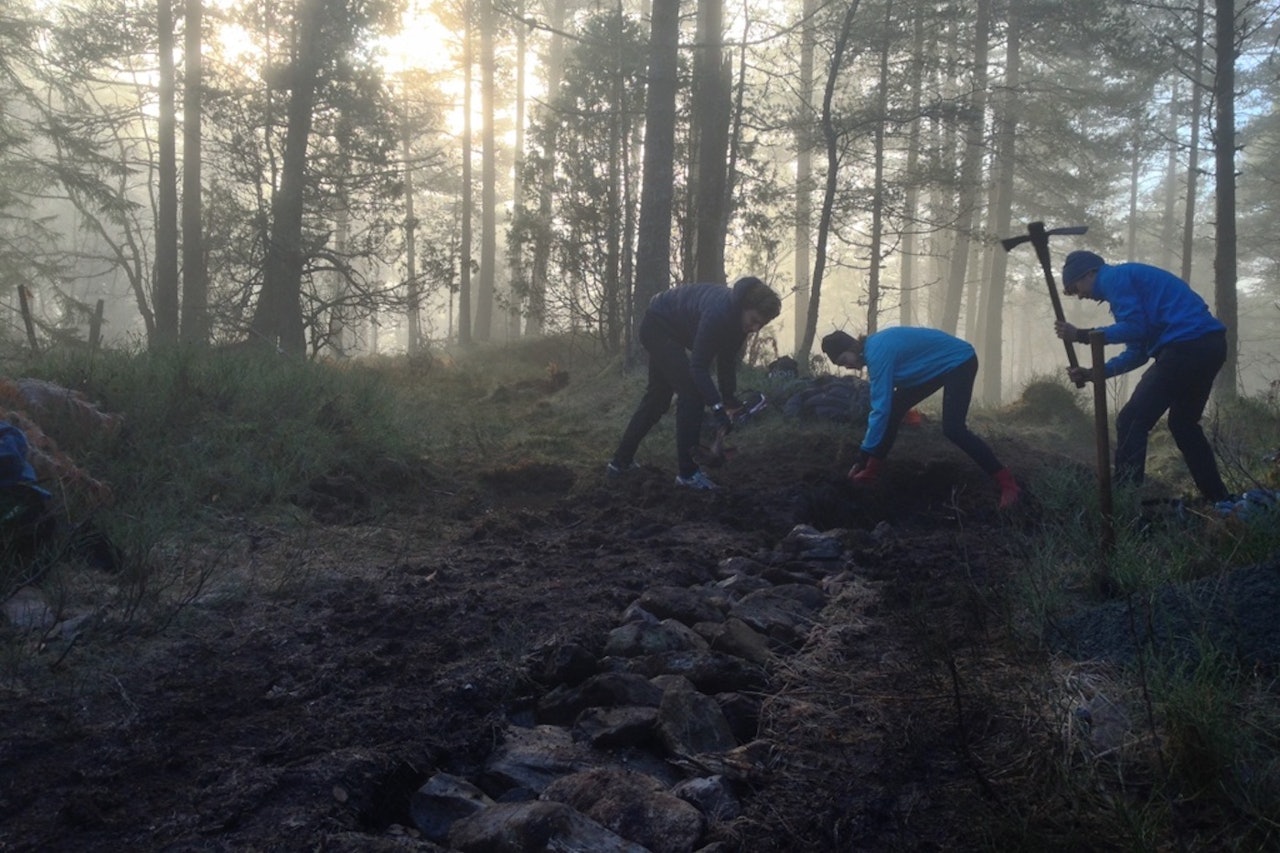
left=1, top=432, right=1062, bottom=851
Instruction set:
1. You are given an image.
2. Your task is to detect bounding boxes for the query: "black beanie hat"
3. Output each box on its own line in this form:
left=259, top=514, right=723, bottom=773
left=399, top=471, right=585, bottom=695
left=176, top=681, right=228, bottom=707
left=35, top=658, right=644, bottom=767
left=1061, top=250, right=1104, bottom=295
left=822, top=330, right=857, bottom=363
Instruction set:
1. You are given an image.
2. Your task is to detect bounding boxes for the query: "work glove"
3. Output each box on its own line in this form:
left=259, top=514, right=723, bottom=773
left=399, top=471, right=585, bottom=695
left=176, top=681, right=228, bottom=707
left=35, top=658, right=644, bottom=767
left=848, top=452, right=880, bottom=484
left=1066, top=366, right=1091, bottom=386
left=712, top=405, right=733, bottom=435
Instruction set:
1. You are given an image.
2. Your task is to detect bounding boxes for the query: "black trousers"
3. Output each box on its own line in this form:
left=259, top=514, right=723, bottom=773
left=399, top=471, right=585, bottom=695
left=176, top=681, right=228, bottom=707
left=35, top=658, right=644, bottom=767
left=611, top=314, right=707, bottom=478
left=868, top=355, right=1003, bottom=475
left=1115, top=330, right=1228, bottom=501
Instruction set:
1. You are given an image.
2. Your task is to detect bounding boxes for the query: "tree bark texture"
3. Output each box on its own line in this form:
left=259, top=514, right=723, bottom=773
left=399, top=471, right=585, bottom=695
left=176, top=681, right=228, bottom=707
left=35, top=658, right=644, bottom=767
left=1213, top=0, right=1238, bottom=398
left=940, top=0, right=989, bottom=337
left=250, top=0, right=326, bottom=355
left=798, top=0, right=862, bottom=368
left=180, top=0, right=208, bottom=346
left=474, top=0, right=497, bottom=341
left=978, top=0, right=1019, bottom=405
left=631, top=0, right=680, bottom=361
left=154, top=0, right=180, bottom=346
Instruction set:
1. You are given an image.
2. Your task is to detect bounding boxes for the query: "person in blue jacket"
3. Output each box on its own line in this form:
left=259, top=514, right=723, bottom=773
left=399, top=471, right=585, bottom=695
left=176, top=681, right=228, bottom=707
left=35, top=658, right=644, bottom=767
left=1, top=420, right=56, bottom=560
left=821, top=327, right=1021, bottom=509
left=1054, top=250, right=1230, bottom=502
left=609, top=277, right=782, bottom=490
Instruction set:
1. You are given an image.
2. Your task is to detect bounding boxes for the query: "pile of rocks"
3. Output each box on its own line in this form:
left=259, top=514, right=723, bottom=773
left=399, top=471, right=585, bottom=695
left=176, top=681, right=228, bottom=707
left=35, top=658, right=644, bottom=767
left=407, top=524, right=861, bottom=852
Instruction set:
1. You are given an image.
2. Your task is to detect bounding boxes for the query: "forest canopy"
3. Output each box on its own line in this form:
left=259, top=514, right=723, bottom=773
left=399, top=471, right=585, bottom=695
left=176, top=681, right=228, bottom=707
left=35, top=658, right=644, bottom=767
left=1, top=0, right=1279, bottom=400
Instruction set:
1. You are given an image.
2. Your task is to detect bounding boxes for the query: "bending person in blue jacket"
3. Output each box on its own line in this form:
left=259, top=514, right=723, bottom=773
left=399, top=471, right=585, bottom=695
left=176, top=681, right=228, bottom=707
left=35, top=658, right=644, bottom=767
left=1054, top=250, right=1230, bottom=503
left=821, top=327, right=1021, bottom=509
left=1, top=420, right=56, bottom=563
left=610, top=277, right=782, bottom=490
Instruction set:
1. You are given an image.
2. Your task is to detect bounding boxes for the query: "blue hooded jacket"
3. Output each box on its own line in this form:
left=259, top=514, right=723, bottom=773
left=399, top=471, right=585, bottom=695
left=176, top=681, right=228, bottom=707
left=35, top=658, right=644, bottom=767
left=861, top=327, right=974, bottom=453
left=646, top=280, right=753, bottom=406
left=1091, top=262, right=1225, bottom=377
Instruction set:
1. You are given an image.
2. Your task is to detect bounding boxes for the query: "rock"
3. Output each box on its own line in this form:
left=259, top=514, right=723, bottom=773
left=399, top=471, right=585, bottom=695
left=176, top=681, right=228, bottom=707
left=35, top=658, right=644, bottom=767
left=671, top=775, right=740, bottom=821
left=760, top=564, right=817, bottom=586
left=573, top=705, right=660, bottom=750
left=536, top=641, right=598, bottom=686
left=729, top=587, right=824, bottom=646
left=713, top=573, right=773, bottom=596
left=713, top=692, right=761, bottom=743
left=536, top=672, right=665, bottom=725
left=621, top=650, right=769, bottom=694
left=604, top=619, right=709, bottom=657
left=448, top=800, right=649, bottom=852
left=715, top=556, right=767, bottom=579
left=542, top=767, right=706, bottom=853
left=778, top=524, right=845, bottom=560
left=636, top=586, right=725, bottom=626
left=620, top=601, right=660, bottom=624
left=656, top=677, right=738, bottom=757
left=409, top=772, right=495, bottom=843
left=694, top=617, right=774, bottom=665
left=482, top=725, right=600, bottom=795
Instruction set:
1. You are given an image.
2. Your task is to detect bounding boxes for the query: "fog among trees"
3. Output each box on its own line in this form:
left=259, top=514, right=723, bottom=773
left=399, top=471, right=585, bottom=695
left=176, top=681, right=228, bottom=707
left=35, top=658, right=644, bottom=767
left=3, top=0, right=1279, bottom=400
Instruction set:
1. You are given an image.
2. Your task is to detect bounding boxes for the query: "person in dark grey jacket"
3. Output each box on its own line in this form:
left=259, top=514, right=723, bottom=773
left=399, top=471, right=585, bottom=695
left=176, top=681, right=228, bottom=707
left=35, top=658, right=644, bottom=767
left=609, top=277, right=781, bottom=490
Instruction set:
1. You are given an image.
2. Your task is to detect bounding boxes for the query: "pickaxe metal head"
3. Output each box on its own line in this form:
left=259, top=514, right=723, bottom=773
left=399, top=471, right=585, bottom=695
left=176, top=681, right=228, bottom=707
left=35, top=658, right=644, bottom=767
left=1000, top=222, right=1088, bottom=253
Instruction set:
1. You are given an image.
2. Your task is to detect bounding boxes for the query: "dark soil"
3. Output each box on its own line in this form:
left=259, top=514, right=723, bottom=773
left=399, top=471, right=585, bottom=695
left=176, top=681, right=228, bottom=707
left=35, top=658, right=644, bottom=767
left=0, top=426, right=1094, bottom=851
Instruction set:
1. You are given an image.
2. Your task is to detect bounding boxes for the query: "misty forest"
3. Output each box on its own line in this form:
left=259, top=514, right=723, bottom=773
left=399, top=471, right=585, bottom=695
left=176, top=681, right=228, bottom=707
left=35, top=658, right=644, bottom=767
left=3, top=0, right=1280, bottom=850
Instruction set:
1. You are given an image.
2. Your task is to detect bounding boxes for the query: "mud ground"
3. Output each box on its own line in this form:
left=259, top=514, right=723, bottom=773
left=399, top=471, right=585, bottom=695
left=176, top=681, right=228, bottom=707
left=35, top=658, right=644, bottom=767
left=0, top=425, right=1085, bottom=852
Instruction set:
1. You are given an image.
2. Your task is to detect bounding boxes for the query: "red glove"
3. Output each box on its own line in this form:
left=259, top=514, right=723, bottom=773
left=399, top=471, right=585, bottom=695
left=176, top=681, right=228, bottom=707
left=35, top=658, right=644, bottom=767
left=849, top=454, right=882, bottom=484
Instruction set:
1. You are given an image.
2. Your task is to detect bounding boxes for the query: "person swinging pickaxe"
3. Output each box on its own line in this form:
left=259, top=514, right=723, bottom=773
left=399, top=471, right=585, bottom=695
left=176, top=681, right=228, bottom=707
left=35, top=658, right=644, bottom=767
left=1000, top=221, right=1088, bottom=387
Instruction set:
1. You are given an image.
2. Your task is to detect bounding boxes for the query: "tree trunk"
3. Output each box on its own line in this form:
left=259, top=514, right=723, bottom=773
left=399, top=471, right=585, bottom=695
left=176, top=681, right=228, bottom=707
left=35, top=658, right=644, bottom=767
left=978, top=0, right=1018, bottom=405
left=403, top=93, right=421, bottom=354
left=798, top=0, right=862, bottom=367
left=1127, top=121, right=1140, bottom=260
left=793, top=0, right=816, bottom=354
left=250, top=0, right=325, bottom=355
left=865, top=0, right=894, bottom=334
left=1213, top=0, right=1238, bottom=399
left=154, top=0, right=179, bottom=346
left=605, top=34, right=624, bottom=351
left=473, top=0, right=497, bottom=341
left=458, top=1, right=474, bottom=345
left=928, top=23, right=959, bottom=327
left=898, top=4, right=926, bottom=329
left=691, top=0, right=729, bottom=285
left=508, top=0, right=526, bottom=339
left=1182, top=0, right=1206, bottom=282
left=1159, top=81, right=1180, bottom=272
left=526, top=0, right=566, bottom=336
left=631, top=0, right=680, bottom=361
left=180, top=0, right=207, bottom=346
left=940, top=0, right=990, bottom=337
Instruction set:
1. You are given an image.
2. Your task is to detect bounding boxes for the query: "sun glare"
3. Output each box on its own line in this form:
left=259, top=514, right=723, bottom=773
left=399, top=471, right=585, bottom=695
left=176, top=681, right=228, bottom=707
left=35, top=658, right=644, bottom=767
left=379, top=3, right=457, bottom=76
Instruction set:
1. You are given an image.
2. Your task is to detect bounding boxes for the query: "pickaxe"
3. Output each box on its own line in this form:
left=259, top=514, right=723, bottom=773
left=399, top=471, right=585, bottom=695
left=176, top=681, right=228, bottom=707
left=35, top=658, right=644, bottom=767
left=1001, top=222, right=1088, bottom=386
